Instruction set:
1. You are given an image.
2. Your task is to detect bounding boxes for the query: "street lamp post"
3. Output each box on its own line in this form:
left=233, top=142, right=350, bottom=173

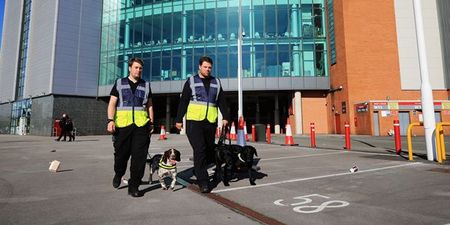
left=413, top=0, right=436, bottom=161
left=237, top=0, right=243, bottom=118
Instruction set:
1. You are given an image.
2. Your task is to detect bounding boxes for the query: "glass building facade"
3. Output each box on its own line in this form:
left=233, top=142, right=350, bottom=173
left=99, top=0, right=328, bottom=86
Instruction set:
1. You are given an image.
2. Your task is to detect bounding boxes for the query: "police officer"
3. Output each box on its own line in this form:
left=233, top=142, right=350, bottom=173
left=175, top=56, right=229, bottom=193
left=107, top=57, right=154, bottom=197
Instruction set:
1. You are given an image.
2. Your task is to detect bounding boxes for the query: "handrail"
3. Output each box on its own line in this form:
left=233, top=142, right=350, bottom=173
left=407, top=122, right=422, bottom=161
left=435, top=122, right=450, bottom=163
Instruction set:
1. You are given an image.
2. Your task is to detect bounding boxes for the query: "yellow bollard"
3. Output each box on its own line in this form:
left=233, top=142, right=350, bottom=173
left=407, top=123, right=420, bottom=161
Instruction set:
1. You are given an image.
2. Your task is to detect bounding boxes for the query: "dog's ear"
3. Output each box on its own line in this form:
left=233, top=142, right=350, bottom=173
left=162, top=150, right=170, bottom=162
left=174, top=149, right=181, bottom=161
left=247, top=146, right=258, bottom=157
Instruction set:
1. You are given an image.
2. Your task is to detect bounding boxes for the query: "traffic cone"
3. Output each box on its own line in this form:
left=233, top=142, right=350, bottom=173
left=244, top=122, right=249, bottom=141
left=159, top=125, right=167, bottom=140
left=237, top=117, right=246, bottom=146
left=282, top=120, right=298, bottom=146
left=230, top=122, right=236, bottom=140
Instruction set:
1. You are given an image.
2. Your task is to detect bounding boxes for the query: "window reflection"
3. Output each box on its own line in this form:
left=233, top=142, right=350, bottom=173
left=99, top=1, right=328, bottom=85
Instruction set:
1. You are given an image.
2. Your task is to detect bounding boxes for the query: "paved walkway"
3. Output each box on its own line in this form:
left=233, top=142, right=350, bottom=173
left=0, top=134, right=449, bottom=224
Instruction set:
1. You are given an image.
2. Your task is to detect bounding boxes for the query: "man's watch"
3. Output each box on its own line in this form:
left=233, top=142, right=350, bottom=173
left=107, top=119, right=114, bottom=124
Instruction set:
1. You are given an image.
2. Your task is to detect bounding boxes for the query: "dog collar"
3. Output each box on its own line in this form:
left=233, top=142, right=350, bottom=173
left=159, top=158, right=176, bottom=169
left=238, top=153, right=245, bottom=163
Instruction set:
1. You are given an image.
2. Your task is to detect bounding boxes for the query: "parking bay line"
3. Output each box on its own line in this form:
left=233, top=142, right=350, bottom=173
left=212, top=162, right=424, bottom=193
left=176, top=150, right=399, bottom=169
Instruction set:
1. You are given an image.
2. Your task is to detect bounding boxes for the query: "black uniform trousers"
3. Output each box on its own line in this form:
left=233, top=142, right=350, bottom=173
left=113, top=123, right=150, bottom=189
left=186, top=120, right=216, bottom=187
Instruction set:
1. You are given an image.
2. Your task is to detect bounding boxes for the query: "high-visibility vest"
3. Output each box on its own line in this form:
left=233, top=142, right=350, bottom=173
left=115, top=78, right=151, bottom=128
left=186, top=75, right=221, bottom=123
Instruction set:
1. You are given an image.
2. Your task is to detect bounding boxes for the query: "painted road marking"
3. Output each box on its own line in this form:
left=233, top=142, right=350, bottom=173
left=212, top=162, right=423, bottom=193
left=274, top=194, right=349, bottom=214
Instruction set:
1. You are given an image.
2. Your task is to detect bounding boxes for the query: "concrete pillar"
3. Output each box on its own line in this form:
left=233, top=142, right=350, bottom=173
left=294, top=91, right=302, bottom=134
left=165, top=96, right=170, bottom=133
left=255, top=97, right=260, bottom=124
left=274, top=95, right=280, bottom=134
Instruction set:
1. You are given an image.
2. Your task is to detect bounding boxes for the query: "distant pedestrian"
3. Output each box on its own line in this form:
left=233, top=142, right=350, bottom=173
left=55, top=113, right=67, bottom=141
left=65, top=117, right=75, bottom=141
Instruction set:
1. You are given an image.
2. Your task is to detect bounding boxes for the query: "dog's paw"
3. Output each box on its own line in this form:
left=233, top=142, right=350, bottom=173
left=161, top=186, right=168, bottom=190
left=170, top=186, right=175, bottom=191
left=250, top=181, right=256, bottom=186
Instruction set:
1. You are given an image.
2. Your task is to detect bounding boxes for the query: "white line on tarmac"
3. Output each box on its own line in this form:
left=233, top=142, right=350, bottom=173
left=211, top=162, right=423, bottom=193
left=260, top=152, right=344, bottom=161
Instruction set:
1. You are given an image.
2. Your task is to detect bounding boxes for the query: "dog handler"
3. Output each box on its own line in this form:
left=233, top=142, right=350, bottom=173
left=107, top=57, right=154, bottom=197
left=176, top=56, right=229, bottom=193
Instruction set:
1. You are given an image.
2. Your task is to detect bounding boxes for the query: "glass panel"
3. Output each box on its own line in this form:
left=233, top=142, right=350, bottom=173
left=254, top=6, right=264, bottom=39
left=205, top=9, right=215, bottom=42
left=216, top=54, right=228, bottom=78
left=172, top=56, right=181, bottom=80
left=216, top=9, right=227, bottom=42
left=265, top=5, right=276, bottom=38
left=173, top=12, right=182, bottom=44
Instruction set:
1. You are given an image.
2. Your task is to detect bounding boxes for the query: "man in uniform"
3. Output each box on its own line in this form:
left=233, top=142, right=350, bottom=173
left=176, top=56, right=229, bottom=193
left=107, top=57, right=154, bottom=197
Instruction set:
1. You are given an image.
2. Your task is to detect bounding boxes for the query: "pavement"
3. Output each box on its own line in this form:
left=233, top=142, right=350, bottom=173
left=0, top=133, right=449, bottom=225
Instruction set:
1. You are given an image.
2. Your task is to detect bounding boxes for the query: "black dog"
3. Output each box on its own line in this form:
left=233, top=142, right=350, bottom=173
left=214, top=131, right=258, bottom=186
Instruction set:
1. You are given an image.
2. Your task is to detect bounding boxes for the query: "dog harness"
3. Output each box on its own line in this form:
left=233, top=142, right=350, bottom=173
left=158, top=158, right=176, bottom=170
left=115, top=78, right=151, bottom=128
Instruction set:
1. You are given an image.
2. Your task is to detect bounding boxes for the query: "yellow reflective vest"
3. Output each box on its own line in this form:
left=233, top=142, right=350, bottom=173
left=115, top=78, right=151, bottom=128
left=186, top=75, right=221, bottom=123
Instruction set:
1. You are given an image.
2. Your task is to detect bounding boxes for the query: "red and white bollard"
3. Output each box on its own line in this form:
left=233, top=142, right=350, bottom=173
left=394, top=119, right=402, bottom=154
left=310, top=122, right=316, bottom=148
left=344, top=122, right=351, bottom=150
left=266, top=124, right=271, bottom=144
left=251, top=124, right=256, bottom=142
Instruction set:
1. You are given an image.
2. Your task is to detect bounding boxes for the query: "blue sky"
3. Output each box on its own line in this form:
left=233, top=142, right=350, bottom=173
left=0, top=0, right=4, bottom=48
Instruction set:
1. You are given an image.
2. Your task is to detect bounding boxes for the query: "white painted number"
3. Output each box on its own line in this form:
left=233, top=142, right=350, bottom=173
left=273, top=194, right=349, bottom=214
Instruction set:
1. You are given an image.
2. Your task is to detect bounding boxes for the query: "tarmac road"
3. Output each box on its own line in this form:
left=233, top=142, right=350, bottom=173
left=0, top=134, right=449, bottom=225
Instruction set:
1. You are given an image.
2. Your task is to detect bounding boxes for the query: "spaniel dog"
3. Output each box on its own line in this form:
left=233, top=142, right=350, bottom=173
left=147, top=149, right=181, bottom=190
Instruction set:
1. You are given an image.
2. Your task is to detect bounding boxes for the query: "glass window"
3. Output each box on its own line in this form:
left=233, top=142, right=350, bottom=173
left=229, top=51, right=237, bottom=78
left=277, top=5, right=289, bottom=38
left=186, top=10, right=194, bottom=41
left=152, top=14, right=162, bottom=44
left=173, top=13, right=182, bottom=44
left=193, top=10, right=205, bottom=41
left=151, top=53, right=161, bottom=81
left=161, top=57, right=171, bottom=80
left=172, top=56, right=181, bottom=80
left=255, top=46, right=264, bottom=77
left=254, top=6, right=264, bottom=39
left=313, top=4, right=324, bottom=37
left=216, top=10, right=227, bottom=41
left=162, top=13, right=172, bottom=44
left=265, top=6, right=276, bottom=38
left=265, top=51, right=278, bottom=77
left=205, top=9, right=215, bottom=42
left=216, top=54, right=228, bottom=78
left=228, top=8, right=238, bottom=41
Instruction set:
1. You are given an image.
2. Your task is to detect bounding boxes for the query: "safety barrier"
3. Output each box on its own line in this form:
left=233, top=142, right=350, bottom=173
left=407, top=122, right=422, bottom=161
left=435, top=122, right=450, bottom=163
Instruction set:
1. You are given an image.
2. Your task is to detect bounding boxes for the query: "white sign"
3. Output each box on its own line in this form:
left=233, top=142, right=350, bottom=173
left=274, top=194, right=349, bottom=214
